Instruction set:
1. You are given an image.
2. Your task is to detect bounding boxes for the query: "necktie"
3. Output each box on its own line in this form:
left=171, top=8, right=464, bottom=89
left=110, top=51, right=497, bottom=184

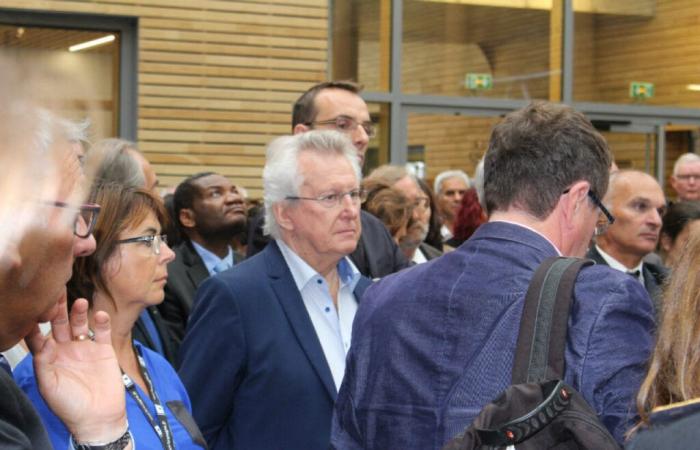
left=626, top=270, right=642, bottom=283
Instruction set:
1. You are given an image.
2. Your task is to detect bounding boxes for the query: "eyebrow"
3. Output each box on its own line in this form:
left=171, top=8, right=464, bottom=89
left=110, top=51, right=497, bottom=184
left=139, top=226, right=159, bottom=235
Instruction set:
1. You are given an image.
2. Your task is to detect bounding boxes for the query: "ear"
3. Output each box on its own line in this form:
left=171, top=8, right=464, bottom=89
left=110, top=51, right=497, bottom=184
left=669, top=176, right=679, bottom=192
left=273, top=202, right=295, bottom=232
left=179, top=208, right=196, bottom=229
left=293, top=123, right=310, bottom=135
left=560, top=181, right=590, bottom=228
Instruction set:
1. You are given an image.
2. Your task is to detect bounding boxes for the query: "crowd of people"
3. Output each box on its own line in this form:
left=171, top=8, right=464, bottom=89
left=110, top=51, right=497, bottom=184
left=4, top=51, right=700, bottom=450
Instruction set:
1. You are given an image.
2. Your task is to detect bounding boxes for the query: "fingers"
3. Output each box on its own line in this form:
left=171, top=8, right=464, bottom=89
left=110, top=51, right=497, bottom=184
left=69, top=299, right=90, bottom=341
left=50, top=293, right=71, bottom=343
left=25, top=323, right=49, bottom=356
left=91, top=310, right=112, bottom=345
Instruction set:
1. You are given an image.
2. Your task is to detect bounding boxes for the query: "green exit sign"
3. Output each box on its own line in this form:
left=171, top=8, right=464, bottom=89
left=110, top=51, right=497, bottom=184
left=466, top=73, right=493, bottom=90
left=630, top=81, right=654, bottom=99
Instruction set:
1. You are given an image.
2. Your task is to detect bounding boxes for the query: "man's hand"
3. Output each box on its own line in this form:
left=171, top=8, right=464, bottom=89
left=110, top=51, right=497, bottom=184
left=27, top=295, right=128, bottom=443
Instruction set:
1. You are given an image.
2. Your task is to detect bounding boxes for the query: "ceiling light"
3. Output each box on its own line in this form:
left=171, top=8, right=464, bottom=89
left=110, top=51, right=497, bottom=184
left=69, top=34, right=115, bottom=52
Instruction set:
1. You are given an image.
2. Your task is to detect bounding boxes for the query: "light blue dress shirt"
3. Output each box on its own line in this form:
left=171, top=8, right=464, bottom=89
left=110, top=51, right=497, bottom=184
left=277, top=239, right=361, bottom=391
left=191, top=241, right=234, bottom=276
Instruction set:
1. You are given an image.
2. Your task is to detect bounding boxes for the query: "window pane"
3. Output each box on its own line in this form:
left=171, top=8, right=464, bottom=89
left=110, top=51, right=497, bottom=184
left=573, top=0, right=700, bottom=107
left=331, top=1, right=390, bottom=92
left=0, top=25, right=119, bottom=139
left=402, top=0, right=555, bottom=100
left=365, top=102, right=390, bottom=174
left=407, top=112, right=500, bottom=183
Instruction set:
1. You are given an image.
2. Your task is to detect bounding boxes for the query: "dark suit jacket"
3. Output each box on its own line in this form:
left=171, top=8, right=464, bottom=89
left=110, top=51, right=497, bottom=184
left=418, top=242, right=442, bottom=261
left=247, top=209, right=409, bottom=279
left=132, top=306, right=179, bottom=366
left=586, top=246, right=668, bottom=316
left=178, top=241, right=372, bottom=450
left=160, top=240, right=242, bottom=344
left=0, top=369, right=52, bottom=449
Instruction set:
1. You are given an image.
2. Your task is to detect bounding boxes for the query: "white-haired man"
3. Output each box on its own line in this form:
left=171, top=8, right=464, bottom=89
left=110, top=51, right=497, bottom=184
left=670, top=153, right=700, bottom=201
left=434, top=169, right=471, bottom=240
left=179, top=130, right=372, bottom=450
left=0, top=63, right=133, bottom=448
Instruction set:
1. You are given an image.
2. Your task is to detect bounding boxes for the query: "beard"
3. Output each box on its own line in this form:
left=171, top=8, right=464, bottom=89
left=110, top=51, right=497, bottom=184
left=199, top=215, right=247, bottom=241
left=399, top=221, right=429, bottom=251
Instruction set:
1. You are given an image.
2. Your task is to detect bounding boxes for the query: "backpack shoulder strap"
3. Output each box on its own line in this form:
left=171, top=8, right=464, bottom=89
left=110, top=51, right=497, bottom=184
left=511, top=256, right=593, bottom=384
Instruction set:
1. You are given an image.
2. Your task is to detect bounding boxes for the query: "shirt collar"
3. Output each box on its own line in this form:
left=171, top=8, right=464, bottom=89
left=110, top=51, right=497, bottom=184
left=276, top=239, right=361, bottom=292
left=595, top=244, right=644, bottom=274
left=191, top=240, right=234, bottom=275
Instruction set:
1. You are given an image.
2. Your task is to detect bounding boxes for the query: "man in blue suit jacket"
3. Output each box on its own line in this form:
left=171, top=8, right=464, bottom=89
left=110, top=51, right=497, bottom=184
left=179, top=130, right=371, bottom=450
left=331, top=102, right=656, bottom=449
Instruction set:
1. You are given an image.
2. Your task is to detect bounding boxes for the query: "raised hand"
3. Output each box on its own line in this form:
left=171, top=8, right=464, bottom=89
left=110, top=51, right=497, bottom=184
left=26, top=295, right=128, bottom=444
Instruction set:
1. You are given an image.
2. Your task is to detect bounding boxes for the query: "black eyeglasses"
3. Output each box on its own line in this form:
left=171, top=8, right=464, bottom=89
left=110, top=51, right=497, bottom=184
left=587, top=190, right=615, bottom=236
left=286, top=188, right=367, bottom=209
left=50, top=202, right=101, bottom=238
left=116, top=234, right=168, bottom=256
left=561, top=188, right=614, bottom=236
left=306, top=115, right=376, bottom=139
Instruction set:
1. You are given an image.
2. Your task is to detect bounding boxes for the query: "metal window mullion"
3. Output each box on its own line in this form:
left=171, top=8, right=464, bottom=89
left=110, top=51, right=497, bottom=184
left=562, top=0, right=574, bottom=104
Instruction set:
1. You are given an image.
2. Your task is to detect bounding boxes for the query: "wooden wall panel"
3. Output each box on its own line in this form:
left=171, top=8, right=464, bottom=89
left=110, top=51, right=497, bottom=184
left=2, top=0, right=328, bottom=199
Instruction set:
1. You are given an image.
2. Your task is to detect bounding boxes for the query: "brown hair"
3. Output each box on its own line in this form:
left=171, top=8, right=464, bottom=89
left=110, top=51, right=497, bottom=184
left=635, top=233, right=700, bottom=425
left=484, top=101, right=610, bottom=219
left=68, top=183, right=169, bottom=309
left=362, top=179, right=412, bottom=239
left=291, top=80, right=362, bottom=130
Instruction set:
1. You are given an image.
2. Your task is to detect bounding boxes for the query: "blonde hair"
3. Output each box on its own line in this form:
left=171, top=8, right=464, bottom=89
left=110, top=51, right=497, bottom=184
left=636, top=234, right=700, bottom=426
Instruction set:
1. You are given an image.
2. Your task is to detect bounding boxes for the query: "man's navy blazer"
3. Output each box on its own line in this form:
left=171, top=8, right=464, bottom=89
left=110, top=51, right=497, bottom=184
left=178, top=240, right=371, bottom=450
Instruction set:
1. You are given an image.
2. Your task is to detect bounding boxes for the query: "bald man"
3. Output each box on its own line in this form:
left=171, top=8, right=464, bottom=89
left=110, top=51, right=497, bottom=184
left=587, top=170, right=668, bottom=313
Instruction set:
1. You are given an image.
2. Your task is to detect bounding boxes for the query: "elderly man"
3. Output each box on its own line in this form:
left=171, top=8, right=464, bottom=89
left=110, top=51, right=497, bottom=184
left=332, top=102, right=654, bottom=449
left=434, top=170, right=470, bottom=241
left=247, top=81, right=409, bottom=278
left=587, top=170, right=668, bottom=311
left=0, top=60, right=132, bottom=449
left=179, top=131, right=372, bottom=450
left=365, top=165, right=440, bottom=262
left=670, top=153, right=700, bottom=201
left=160, top=172, right=247, bottom=343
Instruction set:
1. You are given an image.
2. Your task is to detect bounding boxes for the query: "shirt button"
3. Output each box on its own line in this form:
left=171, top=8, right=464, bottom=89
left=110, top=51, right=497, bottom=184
left=325, top=306, right=331, bottom=313
left=317, top=279, right=323, bottom=284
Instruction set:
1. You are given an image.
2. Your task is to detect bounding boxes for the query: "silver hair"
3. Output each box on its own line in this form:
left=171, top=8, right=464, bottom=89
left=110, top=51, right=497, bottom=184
left=673, top=153, right=700, bottom=176
left=90, top=138, right=145, bottom=189
left=32, top=108, right=89, bottom=161
left=263, top=130, right=361, bottom=239
left=473, top=157, right=486, bottom=210
left=434, top=169, right=471, bottom=194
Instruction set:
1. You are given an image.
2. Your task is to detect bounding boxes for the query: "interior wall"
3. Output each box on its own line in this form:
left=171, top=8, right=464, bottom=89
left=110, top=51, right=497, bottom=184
left=2, top=1, right=328, bottom=198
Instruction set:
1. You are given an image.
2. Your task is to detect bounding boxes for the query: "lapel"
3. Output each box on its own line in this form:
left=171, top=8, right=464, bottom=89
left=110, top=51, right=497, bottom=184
left=354, top=276, right=372, bottom=301
left=585, top=245, right=607, bottom=266
left=264, top=241, right=337, bottom=401
left=181, top=241, right=212, bottom=290
left=642, top=263, right=663, bottom=315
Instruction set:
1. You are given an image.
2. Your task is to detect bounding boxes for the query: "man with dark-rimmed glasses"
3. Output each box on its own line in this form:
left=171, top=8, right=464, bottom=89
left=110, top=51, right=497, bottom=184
left=332, top=101, right=655, bottom=449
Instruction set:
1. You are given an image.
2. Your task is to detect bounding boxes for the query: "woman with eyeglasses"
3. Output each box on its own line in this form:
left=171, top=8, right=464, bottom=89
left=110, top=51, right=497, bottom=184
left=14, top=184, right=207, bottom=449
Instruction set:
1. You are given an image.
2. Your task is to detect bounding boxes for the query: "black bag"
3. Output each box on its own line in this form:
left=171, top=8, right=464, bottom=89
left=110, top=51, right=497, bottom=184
left=443, top=257, right=621, bottom=450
